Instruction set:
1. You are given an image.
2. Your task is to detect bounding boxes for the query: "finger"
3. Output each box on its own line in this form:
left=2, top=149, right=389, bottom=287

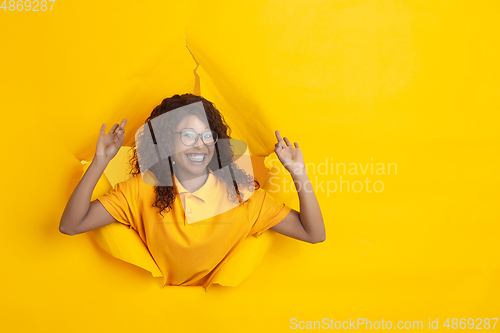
left=115, top=125, right=125, bottom=135
left=109, top=124, right=118, bottom=135
left=275, top=142, right=283, bottom=150
left=275, top=130, right=285, bottom=145
left=284, top=137, right=292, bottom=147
left=294, top=142, right=299, bottom=148
left=100, top=124, right=106, bottom=135
left=117, top=119, right=127, bottom=134
left=114, top=130, right=125, bottom=142
left=274, top=148, right=286, bottom=162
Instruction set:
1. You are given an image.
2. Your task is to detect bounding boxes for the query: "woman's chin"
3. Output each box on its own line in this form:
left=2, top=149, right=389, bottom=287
left=182, top=157, right=210, bottom=174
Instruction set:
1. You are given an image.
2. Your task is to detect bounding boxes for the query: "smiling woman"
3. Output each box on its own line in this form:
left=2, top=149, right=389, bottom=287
left=130, top=94, right=257, bottom=218
left=172, top=116, right=217, bottom=191
left=59, top=93, right=326, bottom=290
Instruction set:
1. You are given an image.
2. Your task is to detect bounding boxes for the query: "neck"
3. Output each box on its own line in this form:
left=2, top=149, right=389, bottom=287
left=174, top=168, right=209, bottom=193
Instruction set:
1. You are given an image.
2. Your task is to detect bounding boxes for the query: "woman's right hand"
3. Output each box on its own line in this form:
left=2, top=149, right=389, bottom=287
left=95, top=119, right=127, bottom=164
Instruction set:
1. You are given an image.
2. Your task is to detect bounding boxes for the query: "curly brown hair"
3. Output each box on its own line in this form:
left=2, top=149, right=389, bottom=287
left=127, top=93, right=260, bottom=219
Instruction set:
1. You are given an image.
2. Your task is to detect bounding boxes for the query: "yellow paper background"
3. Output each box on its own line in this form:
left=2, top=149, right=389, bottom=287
left=1, top=0, right=499, bottom=332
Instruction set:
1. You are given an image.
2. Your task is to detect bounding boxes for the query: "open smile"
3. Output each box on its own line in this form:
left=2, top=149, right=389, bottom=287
left=185, top=153, right=208, bottom=164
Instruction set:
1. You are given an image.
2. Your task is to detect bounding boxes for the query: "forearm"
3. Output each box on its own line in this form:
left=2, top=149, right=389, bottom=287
left=292, top=169, right=326, bottom=243
left=59, top=157, right=108, bottom=234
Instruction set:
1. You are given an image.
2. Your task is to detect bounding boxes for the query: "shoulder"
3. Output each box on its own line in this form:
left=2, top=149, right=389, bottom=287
left=120, top=173, right=142, bottom=189
left=112, top=174, right=142, bottom=200
left=249, top=187, right=266, bottom=201
left=244, top=187, right=273, bottom=210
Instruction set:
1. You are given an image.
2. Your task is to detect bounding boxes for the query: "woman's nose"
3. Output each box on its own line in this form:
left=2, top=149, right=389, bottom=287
left=193, top=137, right=205, bottom=148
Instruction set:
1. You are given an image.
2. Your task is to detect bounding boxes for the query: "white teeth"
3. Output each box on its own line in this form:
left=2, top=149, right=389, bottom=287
left=186, top=154, right=206, bottom=162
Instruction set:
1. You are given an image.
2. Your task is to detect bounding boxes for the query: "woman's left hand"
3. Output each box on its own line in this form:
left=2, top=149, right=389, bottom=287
left=274, top=130, right=306, bottom=177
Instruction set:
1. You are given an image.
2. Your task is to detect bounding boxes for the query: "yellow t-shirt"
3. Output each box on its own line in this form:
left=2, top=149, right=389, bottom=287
left=96, top=172, right=292, bottom=289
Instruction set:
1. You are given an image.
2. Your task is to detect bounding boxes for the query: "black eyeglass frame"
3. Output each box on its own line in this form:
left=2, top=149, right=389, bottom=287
left=174, top=130, right=219, bottom=146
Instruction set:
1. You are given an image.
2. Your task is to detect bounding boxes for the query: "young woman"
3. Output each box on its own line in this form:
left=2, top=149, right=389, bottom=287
left=59, top=93, right=325, bottom=289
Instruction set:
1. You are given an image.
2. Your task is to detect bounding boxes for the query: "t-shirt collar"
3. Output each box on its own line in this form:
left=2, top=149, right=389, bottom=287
left=173, top=172, right=215, bottom=202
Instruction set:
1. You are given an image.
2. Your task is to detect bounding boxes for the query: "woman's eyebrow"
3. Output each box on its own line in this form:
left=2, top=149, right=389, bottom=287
left=181, top=127, right=210, bottom=130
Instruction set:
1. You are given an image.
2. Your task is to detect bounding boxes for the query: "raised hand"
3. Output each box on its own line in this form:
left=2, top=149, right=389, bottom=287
left=274, top=130, right=306, bottom=176
left=95, top=119, right=127, bottom=163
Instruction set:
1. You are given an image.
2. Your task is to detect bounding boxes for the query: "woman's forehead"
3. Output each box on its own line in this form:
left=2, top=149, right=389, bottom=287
left=176, top=114, right=210, bottom=130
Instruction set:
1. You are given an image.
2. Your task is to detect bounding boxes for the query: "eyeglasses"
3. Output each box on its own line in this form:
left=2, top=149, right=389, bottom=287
left=174, top=130, right=218, bottom=146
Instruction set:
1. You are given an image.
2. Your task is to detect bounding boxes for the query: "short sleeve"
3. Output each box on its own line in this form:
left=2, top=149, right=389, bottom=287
left=249, top=188, right=292, bottom=238
left=96, top=176, right=140, bottom=229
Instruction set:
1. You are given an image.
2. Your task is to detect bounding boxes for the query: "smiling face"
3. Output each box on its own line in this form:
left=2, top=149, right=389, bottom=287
left=172, top=115, right=215, bottom=180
